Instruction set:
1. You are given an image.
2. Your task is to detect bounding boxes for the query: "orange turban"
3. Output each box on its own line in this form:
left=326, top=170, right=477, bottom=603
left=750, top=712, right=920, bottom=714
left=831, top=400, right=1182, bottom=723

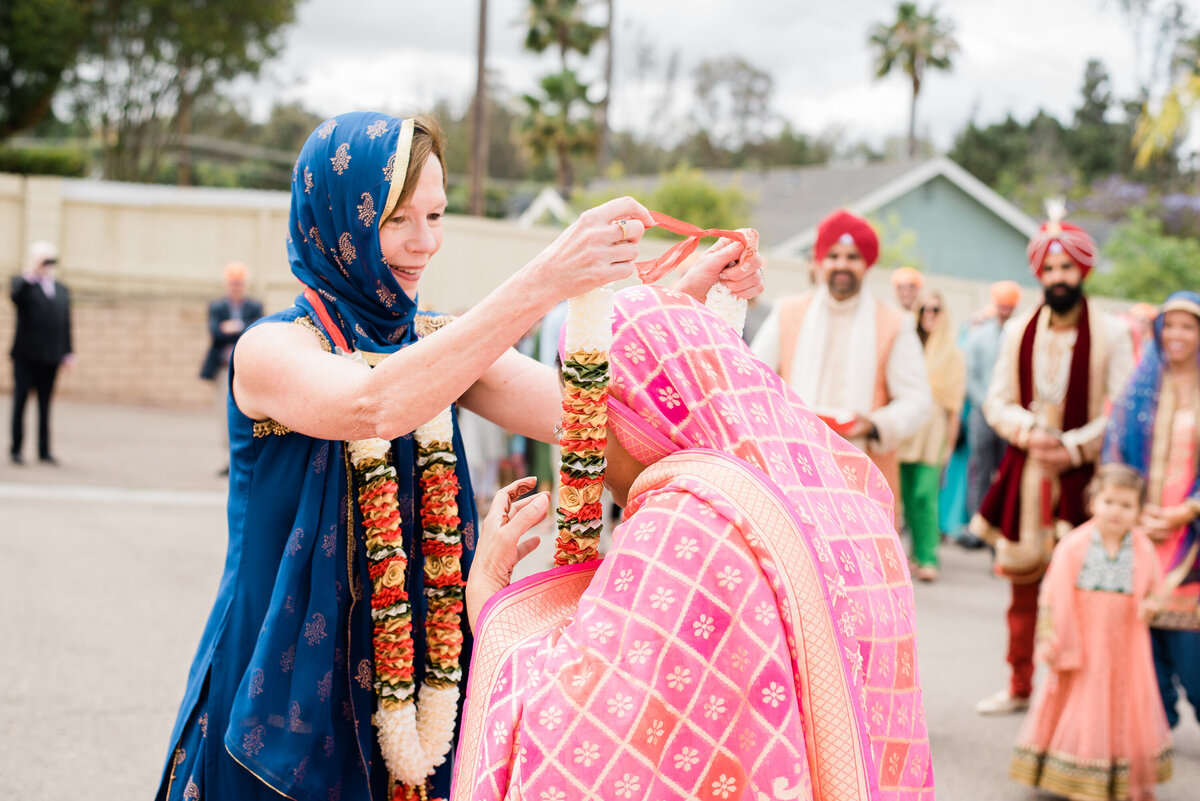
left=1129, top=302, right=1158, bottom=322
left=814, top=210, right=879, bottom=267
left=989, top=280, right=1021, bottom=307
left=891, top=266, right=924, bottom=288
left=1026, top=220, right=1096, bottom=277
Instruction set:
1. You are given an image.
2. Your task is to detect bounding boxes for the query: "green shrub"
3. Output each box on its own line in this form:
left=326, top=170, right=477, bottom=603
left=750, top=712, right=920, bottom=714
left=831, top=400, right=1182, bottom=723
left=0, top=146, right=88, bottom=177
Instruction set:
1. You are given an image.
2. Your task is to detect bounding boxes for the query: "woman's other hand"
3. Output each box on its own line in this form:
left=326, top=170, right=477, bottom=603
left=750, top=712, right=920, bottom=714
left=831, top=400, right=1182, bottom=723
left=674, top=235, right=765, bottom=303
left=522, top=197, right=654, bottom=307
left=465, top=478, right=549, bottom=631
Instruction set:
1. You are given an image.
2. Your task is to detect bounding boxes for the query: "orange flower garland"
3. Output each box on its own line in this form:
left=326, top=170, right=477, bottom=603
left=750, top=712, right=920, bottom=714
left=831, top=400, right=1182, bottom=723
left=350, top=402, right=464, bottom=801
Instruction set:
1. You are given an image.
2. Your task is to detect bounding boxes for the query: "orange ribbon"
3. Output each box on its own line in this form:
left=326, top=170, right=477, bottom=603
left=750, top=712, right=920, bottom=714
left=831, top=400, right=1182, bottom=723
left=634, top=211, right=759, bottom=284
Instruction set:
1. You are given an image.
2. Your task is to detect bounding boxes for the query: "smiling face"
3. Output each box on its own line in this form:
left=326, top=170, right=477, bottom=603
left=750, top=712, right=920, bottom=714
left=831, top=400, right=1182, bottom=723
left=819, top=241, right=867, bottom=301
left=1159, top=308, right=1200, bottom=369
left=378, top=153, right=446, bottom=300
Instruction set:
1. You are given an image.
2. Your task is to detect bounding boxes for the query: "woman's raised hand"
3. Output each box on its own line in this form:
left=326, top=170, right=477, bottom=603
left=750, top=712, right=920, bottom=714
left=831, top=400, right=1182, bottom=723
left=523, top=196, right=654, bottom=306
left=674, top=235, right=766, bottom=303
left=465, top=477, right=550, bottom=631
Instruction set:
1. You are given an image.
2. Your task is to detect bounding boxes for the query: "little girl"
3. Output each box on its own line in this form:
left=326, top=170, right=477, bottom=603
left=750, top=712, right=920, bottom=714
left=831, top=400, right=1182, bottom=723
left=1011, top=464, right=1173, bottom=800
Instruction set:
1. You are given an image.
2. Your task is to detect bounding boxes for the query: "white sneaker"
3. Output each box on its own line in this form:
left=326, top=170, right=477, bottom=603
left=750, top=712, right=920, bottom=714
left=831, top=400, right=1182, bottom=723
left=975, top=689, right=1030, bottom=715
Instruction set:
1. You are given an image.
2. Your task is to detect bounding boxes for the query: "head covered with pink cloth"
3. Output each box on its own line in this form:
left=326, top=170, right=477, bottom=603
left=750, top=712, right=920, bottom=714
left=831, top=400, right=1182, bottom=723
left=602, top=285, right=935, bottom=796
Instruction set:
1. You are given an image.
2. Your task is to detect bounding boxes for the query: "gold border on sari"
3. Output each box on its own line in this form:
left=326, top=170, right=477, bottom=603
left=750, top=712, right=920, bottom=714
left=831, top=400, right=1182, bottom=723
left=380, top=118, right=416, bottom=225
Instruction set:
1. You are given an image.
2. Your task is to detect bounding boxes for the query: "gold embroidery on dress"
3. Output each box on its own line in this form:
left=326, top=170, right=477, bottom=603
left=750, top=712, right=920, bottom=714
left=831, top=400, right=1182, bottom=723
left=358, top=192, right=376, bottom=226
left=338, top=232, right=356, bottom=263
left=304, top=167, right=314, bottom=194
left=331, top=143, right=351, bottom=175
left=415, top=313, right=455, bottom=338
left=376, top=281, right=396, bottom=307
left=253, top=419, right=292, bottom=438
left=309, top=226, right=326, bottom=255
left=366, top=120, right=389, bottom=139
left=318, top=119, right=337, bottom=139
left=295, top=315, right=332, bottom=352
left=383, top=153, right=396, bottom=183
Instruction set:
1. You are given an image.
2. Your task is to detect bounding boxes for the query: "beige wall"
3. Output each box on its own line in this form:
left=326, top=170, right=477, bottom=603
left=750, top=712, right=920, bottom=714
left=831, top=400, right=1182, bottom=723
left=0, top=173, right=1132, bottom=408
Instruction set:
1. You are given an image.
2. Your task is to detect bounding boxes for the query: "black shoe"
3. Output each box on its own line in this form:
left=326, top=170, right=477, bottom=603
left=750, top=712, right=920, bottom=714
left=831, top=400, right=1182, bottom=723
left=39, top=455, right=59, bottom=466
left=10, top=452, right=22, bottom=465
left=958, top=533, right=986, bottom=550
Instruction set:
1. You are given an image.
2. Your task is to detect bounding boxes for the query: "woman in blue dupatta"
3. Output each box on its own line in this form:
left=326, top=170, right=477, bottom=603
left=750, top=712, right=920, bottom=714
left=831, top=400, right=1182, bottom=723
left=155, top=112, right=762, bottom=801
left=1104, top=290, right=1200, bottom=730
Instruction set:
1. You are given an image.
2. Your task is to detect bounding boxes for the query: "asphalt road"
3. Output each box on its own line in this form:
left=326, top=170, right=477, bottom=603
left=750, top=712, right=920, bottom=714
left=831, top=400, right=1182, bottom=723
left=1, top=399, right=1196, bottom=800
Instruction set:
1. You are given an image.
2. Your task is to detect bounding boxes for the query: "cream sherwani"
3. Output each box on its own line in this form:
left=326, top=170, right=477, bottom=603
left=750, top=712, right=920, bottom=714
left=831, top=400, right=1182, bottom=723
left=975, top=303, right=1134, bottom=574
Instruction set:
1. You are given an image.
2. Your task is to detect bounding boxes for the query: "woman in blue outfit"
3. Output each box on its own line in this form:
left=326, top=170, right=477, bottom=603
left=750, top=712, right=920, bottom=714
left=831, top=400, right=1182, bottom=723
left=1104, top=290, right=1200, bottom=731
left=155, top=112, right=762, bottom=801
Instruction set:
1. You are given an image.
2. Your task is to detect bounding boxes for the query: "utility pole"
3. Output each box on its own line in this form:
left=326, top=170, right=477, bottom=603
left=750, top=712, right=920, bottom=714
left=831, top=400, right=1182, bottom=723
left=469, top=0, right=489, bottom=216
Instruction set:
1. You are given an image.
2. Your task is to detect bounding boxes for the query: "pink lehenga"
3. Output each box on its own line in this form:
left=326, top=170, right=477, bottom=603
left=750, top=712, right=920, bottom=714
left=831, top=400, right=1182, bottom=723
left=1011, top=525, right=1172, bottom=800
left=451, top=287, right=934, bottom=800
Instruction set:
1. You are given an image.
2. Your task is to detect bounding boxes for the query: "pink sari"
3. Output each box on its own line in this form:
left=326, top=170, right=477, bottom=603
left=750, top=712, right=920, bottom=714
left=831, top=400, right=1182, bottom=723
left=453, top=287, right=933, bottom=800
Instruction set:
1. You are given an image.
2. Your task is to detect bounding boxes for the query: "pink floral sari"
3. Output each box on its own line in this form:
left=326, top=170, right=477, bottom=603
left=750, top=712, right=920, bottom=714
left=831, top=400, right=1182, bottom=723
left=452, top=287, right=933, bottom=800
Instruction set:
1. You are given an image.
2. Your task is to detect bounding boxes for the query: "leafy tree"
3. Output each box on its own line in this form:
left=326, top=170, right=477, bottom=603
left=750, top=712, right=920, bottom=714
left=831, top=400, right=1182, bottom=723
left=521, top=0, right=604, bottom=194
left=1087, top=208, right=1200, bottom=302
left=868, top=2, right=958, bottom=158
left=66, top=0, right=296, bottom=183
left=0, top=0, right=91, bottom=139
left=690, top=56, right=774, bottom=152
left=1065, top=60, right=1128, bottom=182
left=575, top=164, right=749, bottom=235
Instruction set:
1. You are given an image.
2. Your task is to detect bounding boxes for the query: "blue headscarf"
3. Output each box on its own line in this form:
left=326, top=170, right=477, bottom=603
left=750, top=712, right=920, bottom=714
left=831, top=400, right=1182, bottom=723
left=1105, top=290, right=1200, bottom=573
left=289, top=111, right=419, bottom=350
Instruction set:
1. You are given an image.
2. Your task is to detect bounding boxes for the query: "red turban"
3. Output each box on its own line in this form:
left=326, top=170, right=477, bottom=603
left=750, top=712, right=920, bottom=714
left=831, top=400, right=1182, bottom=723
left=1026, top=220, right=1096, bottom=277
left=814, top=209, right=879, bottom=267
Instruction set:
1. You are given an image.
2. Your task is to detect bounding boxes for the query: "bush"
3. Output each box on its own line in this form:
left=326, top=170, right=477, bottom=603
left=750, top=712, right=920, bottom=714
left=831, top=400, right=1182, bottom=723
left=0, top=146, right=88, bottom=177
left=1088, top=208, right=1200, bottom=302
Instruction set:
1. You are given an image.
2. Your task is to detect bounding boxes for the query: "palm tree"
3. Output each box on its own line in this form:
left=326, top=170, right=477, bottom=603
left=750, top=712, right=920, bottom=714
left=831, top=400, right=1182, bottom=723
left=521, top=0, right=604, bottom=194
left=1133, top=32, right=1200, bottom=168
left=869, top=2, right=958, bottom=158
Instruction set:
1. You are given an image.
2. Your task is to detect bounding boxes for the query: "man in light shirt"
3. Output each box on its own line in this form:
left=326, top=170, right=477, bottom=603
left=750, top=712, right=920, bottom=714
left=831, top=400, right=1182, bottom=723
left=751, top=209, right=932, bottom=509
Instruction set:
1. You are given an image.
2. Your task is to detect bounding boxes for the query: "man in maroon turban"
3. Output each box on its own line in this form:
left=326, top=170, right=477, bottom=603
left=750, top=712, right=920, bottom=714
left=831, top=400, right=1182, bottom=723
left=751, top=209, right=931, bottom=511
left=970, top=217, right=1134, bottom=714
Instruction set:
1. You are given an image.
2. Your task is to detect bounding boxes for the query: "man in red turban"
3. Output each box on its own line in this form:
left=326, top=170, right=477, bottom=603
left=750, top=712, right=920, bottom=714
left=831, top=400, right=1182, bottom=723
left=751, top=209, right=932, bottom=510
left=971, top=217, right=1134, bottom=714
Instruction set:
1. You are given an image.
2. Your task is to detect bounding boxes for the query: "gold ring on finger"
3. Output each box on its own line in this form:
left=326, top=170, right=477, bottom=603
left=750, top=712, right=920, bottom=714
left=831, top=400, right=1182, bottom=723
left=615, top=219, right=629, bottom=243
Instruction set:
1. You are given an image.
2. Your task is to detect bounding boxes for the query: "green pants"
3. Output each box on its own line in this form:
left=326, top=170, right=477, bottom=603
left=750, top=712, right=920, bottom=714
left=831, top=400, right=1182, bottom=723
left=900, top=461, right=941, bottom=568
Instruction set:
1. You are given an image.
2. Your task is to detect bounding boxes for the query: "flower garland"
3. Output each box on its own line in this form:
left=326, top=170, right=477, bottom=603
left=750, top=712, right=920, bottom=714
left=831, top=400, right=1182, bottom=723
left=552, top=276, right=748, bottom=567
left=555, top=286, right=613, bottom=565
left=347, top=362, right=464, bottom=801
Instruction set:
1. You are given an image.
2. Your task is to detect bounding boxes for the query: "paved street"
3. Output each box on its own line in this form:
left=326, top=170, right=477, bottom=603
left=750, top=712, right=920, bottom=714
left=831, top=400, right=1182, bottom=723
left=1, top=398, right=1197, bottom=800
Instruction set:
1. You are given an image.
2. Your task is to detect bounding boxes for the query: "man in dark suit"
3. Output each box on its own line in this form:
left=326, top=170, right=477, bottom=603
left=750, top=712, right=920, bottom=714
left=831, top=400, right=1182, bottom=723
left=201, top=262, right=263, bottom=474
left=10, top=241, right=73, bottom=465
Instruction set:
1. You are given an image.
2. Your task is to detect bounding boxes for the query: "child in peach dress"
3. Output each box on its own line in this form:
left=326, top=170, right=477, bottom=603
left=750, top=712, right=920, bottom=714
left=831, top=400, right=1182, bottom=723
left=1011, top=464, right=1173, bottom=800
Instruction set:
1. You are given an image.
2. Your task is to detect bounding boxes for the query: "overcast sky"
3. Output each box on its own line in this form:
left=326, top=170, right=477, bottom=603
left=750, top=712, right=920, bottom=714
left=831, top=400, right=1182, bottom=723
left=241, top=0, right=1192, bottom=154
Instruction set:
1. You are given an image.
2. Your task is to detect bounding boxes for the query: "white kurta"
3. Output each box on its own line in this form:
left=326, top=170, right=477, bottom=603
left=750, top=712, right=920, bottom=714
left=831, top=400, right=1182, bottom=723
left=751, top=286, right=931, bottom=454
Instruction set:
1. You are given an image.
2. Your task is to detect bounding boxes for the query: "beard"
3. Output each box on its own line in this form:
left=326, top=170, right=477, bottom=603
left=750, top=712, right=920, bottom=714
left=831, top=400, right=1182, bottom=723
left=1044, top=282, right=1083, bottom=314
left=827, top=269, right=861, bottom=299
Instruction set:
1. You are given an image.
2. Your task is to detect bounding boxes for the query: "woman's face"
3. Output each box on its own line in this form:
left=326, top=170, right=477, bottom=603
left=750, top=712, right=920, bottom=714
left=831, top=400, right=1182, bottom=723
left=1160, top=309, right=1200, bottom=368
left=378, top=153, right=446, bottom=300
left=919, top=300, right=941, bottom=335
left=603, top=426, right=648, bottom=509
